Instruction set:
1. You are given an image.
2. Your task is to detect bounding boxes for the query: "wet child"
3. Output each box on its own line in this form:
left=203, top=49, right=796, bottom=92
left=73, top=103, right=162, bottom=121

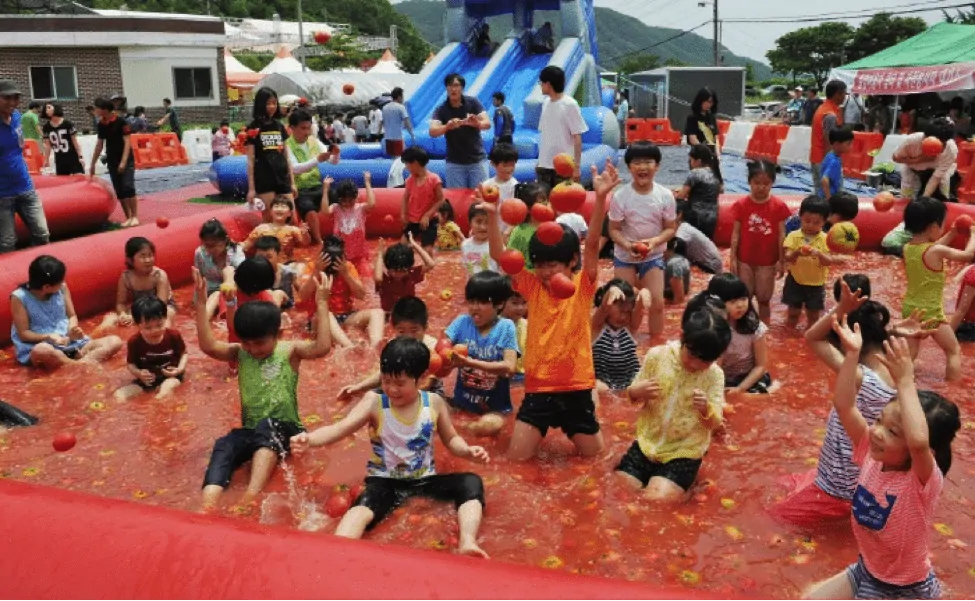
left=223, top=257, right=290, bottom=344
left=252, top=235, right=299, bottom=309
left=782, top=195, right=845, bottom=329
left=785, top=190, right=859, bottom=237
left=194, top=219, right=246, bottom=317
left=374, top=234, right=435, bottom=318
left=592, top=278, right=647, bottom=393
left=400, top=146, right=444, bottom=254
left=462, top=203, right=498, bottom=276
left=505, top=182, right=548, bottom=267
left=327, top=175, right=376, bottom=275
left=707, top=273, right=772, bottom=395
left=243, top=197, right=309, bottom=262
left=663, top=237, right=691, bottom=304
left=500, top=284, right=527, bottom=383
left=290, top=336, right=490, bottom=558
left=674, top=200, right=724, bottom=274
left=436, top=201, right=464, bottom=251
left=114, top=296, right=187, bottom=400
left=10, top=255, right=122, bottom=368
left=194, top=266, right=332, bottom=510
left=101, top=236, right=176, bottom=330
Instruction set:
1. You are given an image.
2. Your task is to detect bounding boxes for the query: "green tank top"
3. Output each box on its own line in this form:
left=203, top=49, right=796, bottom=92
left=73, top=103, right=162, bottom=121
left=238, top=343, right=301, bottom=429
left=902, top=242, right=946, bottom=322
left=285, top=136, right=323, bottom=191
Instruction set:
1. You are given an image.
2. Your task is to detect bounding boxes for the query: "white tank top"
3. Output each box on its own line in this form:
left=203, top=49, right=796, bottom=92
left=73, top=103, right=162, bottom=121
left=367, top=391, right=437, bottom=479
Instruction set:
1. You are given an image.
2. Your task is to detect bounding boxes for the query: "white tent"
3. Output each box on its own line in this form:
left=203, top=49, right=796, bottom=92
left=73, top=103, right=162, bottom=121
left=369, top=49, right=404, bottom=74
left=257, top=71, right=420, bottom=105
left=260, top=46, right=304, bottom=75
left=224, top=48, right=255, bottom=75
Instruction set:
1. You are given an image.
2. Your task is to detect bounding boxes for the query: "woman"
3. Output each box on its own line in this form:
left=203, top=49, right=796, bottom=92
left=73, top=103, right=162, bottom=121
left=684, top=87, right=722, bottom=183
left=673, top=144, right=723, bottom=239
left=41, top=103, right=85, bottom=176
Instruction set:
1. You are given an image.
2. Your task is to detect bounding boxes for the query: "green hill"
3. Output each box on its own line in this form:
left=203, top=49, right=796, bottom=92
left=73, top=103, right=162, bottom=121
left=393, top=0, right=772, bottom=79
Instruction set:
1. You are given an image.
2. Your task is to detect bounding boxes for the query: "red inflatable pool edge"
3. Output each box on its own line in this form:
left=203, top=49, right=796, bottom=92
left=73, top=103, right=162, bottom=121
left=14, top=179, right=115, bottom=244
left=0, top=479, right=710, bottom=600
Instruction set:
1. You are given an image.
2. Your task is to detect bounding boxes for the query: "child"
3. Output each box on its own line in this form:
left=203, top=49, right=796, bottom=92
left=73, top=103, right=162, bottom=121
left=10, top=255, right=122, bottom=368
left=444, top=271, right=519, bottom=436
left=89, top=97, right=137, bottom=227
left=674, top=201, right=723, bottom=274
left=436, top=201, right=465, bottom=251
left=556, top=208, right=588, bottom=239
left=245, top=86, right=295, bottom=220
left=224, top=256, right=290, bottom=343
left=786, top=190, right=859, bottom=237
left=484, top=161, right=617, bottom=461
left=482, top=142, right=519, bottom=203
left=901, top=196, right=975, bottom=380
left=672, top=144, right=723, bottom=239
left=462, top=203, right=498, bottom=275
left=327, top=175, right=376, bottom=275
left=803, top=326, right=959, bottom=600
left=505, top=182, right=548, bottom=269
left=950, top=262, right=975, bottom=341
left=211, top=119, right=233, bottom=163
left=243, top=197, right=310, bottom=262
left=500, top=284, right=527, bottom=383
left=374, top=235, right=435, bottom=317
left=252, top=236, right=299, bottom=309
left=103, top=236, right=176, bottom=330
left=782, top=195, right=844, bottom=328
left=730, top=160, right=792, bottom=324
left=194, top=219, right=246, bottom=317
left=400, top=146, right=444, bottom=253
left=607, top=141, right=678, bottom=335
left=290, top=337, right=490, bottom=557
left=664, top=238, right=691, bottom=304
left=707, top=273, right=772, bottom=394
left=592, top=279, right=647, bottom=393
left=819, top=127, right=854, bottom=200
left=616, top=302, right=731, bottom=501
left=115, top=296, right=188, bottom=400
left=194, top=266, right=332, bottom=510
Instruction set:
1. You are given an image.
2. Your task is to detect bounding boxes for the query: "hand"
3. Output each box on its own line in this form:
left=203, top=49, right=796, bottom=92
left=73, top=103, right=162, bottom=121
left=729, top=257, right=738, bottom=276
left=363, top=171, right=372, bottom=184
left=473, top=186, right=498, bottom=213
left=891, top=310, right=938, bottom=339
left=725, top=387, right=744, bottom=396
left=192, top=267, right=209, bottom=303
left=448, top=118, right=462, bottom=131
left=316, top=151, right=331, bottom=163
left=837, top=279, right=869, bottom=314
left=117, top=163, right=127, bottom=174
left=118, top=312, right=134, bottom=327
left=220, top=282, right=237, bottom=300
left=315, top=273, right=333, bottom=303
left=48, top=334, right=70, bottom=347
left=246, top=189, right=256, bottom=208
left=692, top=389, right=709, bottom=416
left=449, top=352, right=470, bottom=368
left=627, top=379, right=662, bottom=404
left=877, top=336, right=916, bottom=383
left=139, top=369, right=156, bottom=385
left=775, top=262, right=785, bottom=279
left=419, top=215, right=430, bottom=230
left=161, top=366, right=181, bottom=378
left=467, top=445, right=490, bottom=464
left=603, top=285, right=624, bottom=306
left=831, top=314, right=863, bottom=355
left=322, top=176, right=334, bottom=188
left=337, top=384, right=360, bottom=401
left=407, top=231, right=421, bottom=248
left=289, top=432, right=310, bottom=454
left=591, top=159, right=620, bottom=197
left=69, top=325, right=85, bottom=340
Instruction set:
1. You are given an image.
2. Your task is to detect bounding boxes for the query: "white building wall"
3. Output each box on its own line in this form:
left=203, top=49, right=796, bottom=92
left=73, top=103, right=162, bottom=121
left=119, top=46, right=221, bottom=109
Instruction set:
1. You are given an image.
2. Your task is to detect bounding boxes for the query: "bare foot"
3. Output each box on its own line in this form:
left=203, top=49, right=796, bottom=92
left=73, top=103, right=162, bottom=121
left=457, top=540, right=489, bottom=559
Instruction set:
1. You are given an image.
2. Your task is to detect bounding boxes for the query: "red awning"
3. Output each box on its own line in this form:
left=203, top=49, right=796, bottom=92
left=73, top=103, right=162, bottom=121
left=848, top=62, right=975, bottom=95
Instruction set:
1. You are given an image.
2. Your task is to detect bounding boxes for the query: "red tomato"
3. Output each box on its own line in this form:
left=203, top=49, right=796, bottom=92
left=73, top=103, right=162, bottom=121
left=52, top=432, right=76, bottom=452
left=325, top=492, right=352, bottom=518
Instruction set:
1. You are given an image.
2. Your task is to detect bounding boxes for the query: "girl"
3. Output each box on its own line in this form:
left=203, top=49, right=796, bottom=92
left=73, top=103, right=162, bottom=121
left=591, top=278, right=648, bottom=393
left=41, top=103, right=85, bottom=175
left=245, top=86, right=295, bottom=221
left=803, top=323, right=960, bottom=600
left=211, top=119, right=233, bottom=163
left=100, top=237, right=176, bottom=330
left=707, top=273, right=772, bottom=394
left=243, top=197, right=310, bottom=262
left=436, top=200, right=464, bottom=251
left=10, top=255, right=122, bottom=368
left=326, top=174, right=376, bottom=276
left=505, top=182, right=548, bottom=269
left=673, top=144, right=723, bottom=239
left=194, top=219, right=245, bottom=318
left=729, top=160, right=792, bottom=324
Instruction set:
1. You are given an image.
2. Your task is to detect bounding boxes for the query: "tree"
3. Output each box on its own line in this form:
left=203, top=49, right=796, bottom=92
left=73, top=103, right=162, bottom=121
left=944, top=7, right=975, bottom=24
left=617, top=53, right=660, bottom=75
left=304, top=33, right=372, bottom=72
left=846, top=13, right=926, bottom=62
left=745, top=63, right=755, bottom=83
left=767, top=22, right=854, bottom=89
left=664, top=57, right=687, bottom=67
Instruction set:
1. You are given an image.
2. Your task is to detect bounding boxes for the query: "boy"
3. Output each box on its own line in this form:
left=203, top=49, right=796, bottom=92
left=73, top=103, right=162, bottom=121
left=674, top=200, right=723, bottom=274
left=89, top=97, right=138, bottom=227
left=786, top=190, right=859, bottom=236
left=224, top=256, right=290, bottom=343
left=536, top=65, right=587, bottom=189
left=374, top=234, right=435, bottom=316
left=482, top=142, right=519, bottom=202
left=782, top=196, right=844, bottom=328
left=491, top=92, right=514, bottom=145
left=664, top=237, right=691, bottom=304
left=505, top=182, right=549, bottom=269
left=484, top=160, right=618, bottom=461
left=820, top=127, right=854, bottom=200
left=114, top=296, right=188, bottom=400
left=462, top=204, right=498, bottom=275
left=252, top=235, right=298, bottom=309
left=500, top=281, right=527, bottom=383
left=290, top=336, right=490, bottom=558
left=400, top=146, right=444, bottom=254
left=193, top=266, right=332, bottom=510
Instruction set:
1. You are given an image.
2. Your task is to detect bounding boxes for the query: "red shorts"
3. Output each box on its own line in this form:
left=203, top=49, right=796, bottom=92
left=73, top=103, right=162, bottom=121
left=385, top=139, right=404, bottom=157
left=768, top=469, right=851, bottom=532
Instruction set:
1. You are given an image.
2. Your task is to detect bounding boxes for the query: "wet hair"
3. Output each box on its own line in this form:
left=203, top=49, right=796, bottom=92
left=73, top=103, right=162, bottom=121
left=706, top=273, right=759, bottom=335
left=824, top=79, right=847, bottom=100
left=401, top=146, right=430, bottom=166
left=667, top=237, right=687, bottom=256
left=391, top=296, right=428, bottom=328
left=903, top=196, right=947, bottom=234
left=594, top=278, right=636, bottom=307
left=234, top=256, right=276, bottom=295
left=689, top=144, right=722, bottom=183
left=26, top=255, right=66, bottom=289
left=917, top=390, right=961, bottom=475
left=539, top=65, right=566, bottom=93
left=624, top=141, right=662, bottom=165
left=288, top=108, right=314, bottom=127
left=124, top=236, right=155, bottom=268
left=45, top=103, right=64, bottom=118
left=467, top=202, right=487, bottom=223
left=379, top=336, right=430, bottom=380
left=799, top=195, right=831, bottom=220
left=199, top=218, right=233, bottom=246
left=465, top=270, right=512, bottom=305
left=334, top=179, right=358, bottom=202
left=383, top=243, right=415, bottom=271
left=746, top=160, right=777, bottom=183
left=270, top=196, right=294, bottom=212
left=391, top=87, right=404, bottom=101
left=690, top=87, right=718, bottom=116
left=439, top=199, right=456, bottom=221
left=829, top=300, right=889, bottom=356
left=681, top=305, right=732, bottom=362
left=529, top=223, right=580, bottom=266
left=321, top=235, right=345, bottom=274
left=234, top=301, right=281, bottom=340
left=828, top=127, right=855, bottom=144
left=828, top=192, right=859, bottom=222
left=93, top=97, right=115, bottom=112
left=132, top=295, right=167, bottom=323
left=833, top=273, right=871, bottom=301
left=492, top=91, right=505, bottom=102
left=444, top=72, right=466, bottom=88
left=489, top=142, right=519, bottom=164
left=515, top=181, right=549, bottom=213
left=923, top=117, right=955, bottom=144
left=684, top=291, right=727, bottom=321
left=254, top=235, right=281, bottom=254
left=252, top=87, right=281, bottom=121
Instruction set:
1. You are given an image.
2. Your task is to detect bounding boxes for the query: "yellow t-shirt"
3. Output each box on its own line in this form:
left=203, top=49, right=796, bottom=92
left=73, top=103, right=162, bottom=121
left=634, top=341, right=725, bottom=463
left=784, top=230, right=829, bottom=286
left=436, top=221, right=464, bottom=251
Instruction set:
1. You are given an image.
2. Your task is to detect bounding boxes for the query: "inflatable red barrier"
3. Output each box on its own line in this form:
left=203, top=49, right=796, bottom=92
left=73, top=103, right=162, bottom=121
left=0, top=480, right=703, bottom=599
left=31, top=174, right=87, bottom=189
left=12, top=179, right=115, bottom=244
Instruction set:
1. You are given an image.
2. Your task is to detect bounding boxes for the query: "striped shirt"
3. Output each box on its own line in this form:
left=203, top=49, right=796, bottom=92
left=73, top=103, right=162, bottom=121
left=593, top=325, right=640, bottom=391
left=814, top=366, right=894, bottom=500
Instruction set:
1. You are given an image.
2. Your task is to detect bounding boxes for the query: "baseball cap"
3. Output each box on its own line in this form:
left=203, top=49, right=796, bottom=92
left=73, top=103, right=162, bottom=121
left=0, top=80, right=22, bottom=96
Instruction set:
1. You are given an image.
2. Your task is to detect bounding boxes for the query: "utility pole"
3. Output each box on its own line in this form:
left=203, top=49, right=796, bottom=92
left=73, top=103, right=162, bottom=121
left=297, top=0, right=306, bottom=71
left=712, top=0, right=719, bottom=66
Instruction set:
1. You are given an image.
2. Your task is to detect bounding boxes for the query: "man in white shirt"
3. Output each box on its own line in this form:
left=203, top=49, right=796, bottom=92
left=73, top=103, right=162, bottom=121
left=536, top=66, right=587, bottom=189
left=382, top=87, right=414, bottom=158
left=369, top=106, right=383, bottom=141
left=331, top=114, right=346, bottom=144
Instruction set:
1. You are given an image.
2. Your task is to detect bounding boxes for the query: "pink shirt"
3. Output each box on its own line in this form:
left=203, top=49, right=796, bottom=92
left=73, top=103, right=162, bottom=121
left=405, top=171, right=442, bottom=223
left=851, top=433, right=943, bottom=585
left=332, top=203, right=367, bottom=262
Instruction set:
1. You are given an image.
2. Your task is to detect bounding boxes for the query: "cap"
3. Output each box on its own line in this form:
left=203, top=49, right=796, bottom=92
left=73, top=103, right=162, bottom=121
left=795, top=86, right=803, bottom=91
left=0, top=80, right=22, bottom=96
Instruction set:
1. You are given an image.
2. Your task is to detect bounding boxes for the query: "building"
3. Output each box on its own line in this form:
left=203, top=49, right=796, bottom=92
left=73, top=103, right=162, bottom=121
left=0, top=12, right=229, bottom=132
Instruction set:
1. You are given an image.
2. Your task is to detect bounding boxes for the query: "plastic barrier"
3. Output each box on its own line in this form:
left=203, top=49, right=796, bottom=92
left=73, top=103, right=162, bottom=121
left=777, top=126, right=811, bottom=167
left=722, top=121, right=755, bottom=157
left=130, top=133, right=169, bottom=169
left=716, top=119, right=731, bottom=148
left=0, top=205, right=259, bottom=347
left=744, top=123, right=789, bottom=163
left=624, top=118, right=682, bottom=146
left=842, top=131, right=883, bottom=180
left=182, top=128, right=213, bottom=164
left=0, top=480, right=696, bottom=600
left=21, top=139, right=44, bottom=175
left=157, top=132, right=190, bottom=167
left=870, top=134, right=907, bottom=170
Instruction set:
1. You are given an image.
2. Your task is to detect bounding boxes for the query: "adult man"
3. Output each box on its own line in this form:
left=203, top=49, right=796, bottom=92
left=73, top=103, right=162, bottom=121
left=616, top=90, right=629, bottom=147
left=21, top=101, right=42, bottom=144
left=351, top=113, right=369, bottom=143
left=844, top=93, right=864, bottom=130
left=536, top=65, right=587, bottom=188
left=430, top=73, right=491, bottom=189
left=0, top=80, right=51, bottom=253
left=785, top=87, right=804, bottom=125
left=156, top=97, right=182, bottom=141
left=286, top=108, right=339, bottom=245
left=382, top=87, right=413, bottom=158
left=800, top=88, right=822, bottom=126
left=492, top=91, right=514, bottom=145
left=808, top=80, right=846, bottom=196
left=368, top=104, right=383, bottom=142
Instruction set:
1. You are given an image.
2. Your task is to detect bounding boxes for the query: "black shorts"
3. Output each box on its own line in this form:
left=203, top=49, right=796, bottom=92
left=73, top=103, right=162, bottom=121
left=615, top=441, right=702, bottom=491
left=202, top=418, right=304, bottom=488
left=724, top=371, right=772, bottom=394
left=356, top=473, right=484, bottom=530
left=295, top=185, right=324, bottom=220
left=108, top=165, right=136, bottom=199
left=782, top=274, right=826, bottom=311
left=516, top=389, right=599, bottom=438
left=135, top=372, right=185, bottom=391
left=254, top=171, right=293, bottom=196
left=403, top=218, right=439, bottom=248
left=957, top=322, right=975, bottom=342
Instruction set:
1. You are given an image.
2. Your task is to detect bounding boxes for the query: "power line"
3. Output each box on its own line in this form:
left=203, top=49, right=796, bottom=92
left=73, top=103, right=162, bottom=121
left=725, top=1, right=974, bottom=23
left=602, top=21, right=710, bottom=62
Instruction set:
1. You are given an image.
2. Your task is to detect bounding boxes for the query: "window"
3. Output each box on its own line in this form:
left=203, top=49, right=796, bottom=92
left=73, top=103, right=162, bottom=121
left=173, top=67, right=213, bottom=100
left=29, top=66, right=78, bottom=100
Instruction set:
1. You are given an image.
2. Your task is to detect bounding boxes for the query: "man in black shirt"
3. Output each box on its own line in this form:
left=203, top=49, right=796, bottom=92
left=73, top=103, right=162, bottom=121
left=89, top=97, right=138, bottom=227
left=430, top=73, right=491, bottom=189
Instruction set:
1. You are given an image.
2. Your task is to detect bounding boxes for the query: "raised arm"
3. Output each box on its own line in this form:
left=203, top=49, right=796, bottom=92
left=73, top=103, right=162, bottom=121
left=930, top=224, right=975, bottom=264
left=584, top=160, right=619, bottom=280
left=293, top=274, right=333, bottom=361
left=410, top=234, right=436, bottom=272
left=373, top=239, right=387, bottom=285
left=192, top=267, right=237, bottom=362
left=363, top=172, right=377, bottom=212
left=805, top=279, right=867, bottom=376
left=878, top=337, right=936, bottom=484
left=292, top=394, right=375, bottom=451
left=830, top=315, right=869, bottom=445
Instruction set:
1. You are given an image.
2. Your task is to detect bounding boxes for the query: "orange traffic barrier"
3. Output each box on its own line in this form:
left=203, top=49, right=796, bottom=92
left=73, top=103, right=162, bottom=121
left=157, top=132, right=189, bottom=166
left=717, top=119, right=731, bottom=148
left=842, top=131, right=883, bottom=180
left=625, top=118, right=682, bottom=146
left=130, top=133, right=189, bottom=169
left=22, top=139, right=44, bottom=174
left=745, top=123, right=790, bottom=164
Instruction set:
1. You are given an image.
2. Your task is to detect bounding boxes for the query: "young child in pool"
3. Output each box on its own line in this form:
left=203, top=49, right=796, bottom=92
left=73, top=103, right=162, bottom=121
left=436, top=201, right=464, bottom=252
left=194, top=219, right=246, bottom=317
left=803, top=324, right=960, bottom=600
left=505, top=182, right=548, bottom=268
left=616, top=300, right=731, bottom=502
left=10, top=255, right=123, bottom=368
left=462, top=203, right=498, bottom=276
left=223, top=256, right=290, bottom=344
left=500, top=284, right=527, bottom=384
left=101, top=236, right=176, bottom=330
left=326, top=175, right=376, bottom=276
left=400, top=146, right=444, bottom=254
left=252, top=235, right=300, bottom=309
left=782, top=195, right=845, bottom=329
left=194, top=266, right=332, bottom=510
left=290, top=336, right=490, bottom=558
left=242, top=196, right=309, bottom=262
left=707, top=273, right=772, bottom=395
left=374, top=234, right=435, bottom=318
left=115, top=296, right=187, bottom=400
left=591, top=278, right=647, bottom=393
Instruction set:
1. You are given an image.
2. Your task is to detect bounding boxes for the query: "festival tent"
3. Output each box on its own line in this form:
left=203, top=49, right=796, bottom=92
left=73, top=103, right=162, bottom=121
left=256, top=71, right=419, bottom=106
left=225, top=49, right=264, bottom=91
left=830, top=22, right=975, bottom=95
left=260, top=46, right=305, bottom=75
left=370, top=49, right=405, bottom=74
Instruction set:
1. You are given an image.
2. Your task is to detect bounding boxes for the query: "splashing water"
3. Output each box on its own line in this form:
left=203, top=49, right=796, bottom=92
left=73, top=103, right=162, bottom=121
left=259, top=423, right=330, bottom=532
